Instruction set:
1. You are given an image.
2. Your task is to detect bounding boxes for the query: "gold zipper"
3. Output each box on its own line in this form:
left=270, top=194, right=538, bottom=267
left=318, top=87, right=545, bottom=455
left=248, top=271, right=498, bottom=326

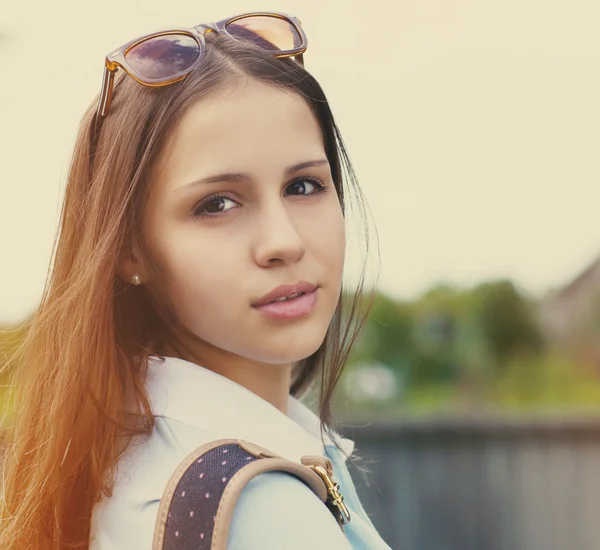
left=301, top=455, right=351, bottom=527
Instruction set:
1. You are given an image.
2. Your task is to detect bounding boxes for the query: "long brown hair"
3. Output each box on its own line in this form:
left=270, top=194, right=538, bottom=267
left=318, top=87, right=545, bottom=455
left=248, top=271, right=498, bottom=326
left=0, top=34, right=377, bottom=549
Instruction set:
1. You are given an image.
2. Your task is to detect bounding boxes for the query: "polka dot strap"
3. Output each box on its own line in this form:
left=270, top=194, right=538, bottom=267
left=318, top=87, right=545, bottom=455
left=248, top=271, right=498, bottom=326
left=152, top=439, right=335, bottom=550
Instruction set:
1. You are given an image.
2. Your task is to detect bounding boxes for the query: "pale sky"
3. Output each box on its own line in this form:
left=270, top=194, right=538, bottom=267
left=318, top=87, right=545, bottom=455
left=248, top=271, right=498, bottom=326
left=1, top=0, right=599, bottom=324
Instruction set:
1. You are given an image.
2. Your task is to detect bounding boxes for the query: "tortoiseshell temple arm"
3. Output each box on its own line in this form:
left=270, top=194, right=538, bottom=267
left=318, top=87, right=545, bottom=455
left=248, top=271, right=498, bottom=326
left=97, top=64, right=117, bottom=118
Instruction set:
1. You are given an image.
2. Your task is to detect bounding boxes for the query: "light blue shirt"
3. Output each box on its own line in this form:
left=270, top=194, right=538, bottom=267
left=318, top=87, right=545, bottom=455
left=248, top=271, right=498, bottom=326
left=90, top=356, right=392, bottom=549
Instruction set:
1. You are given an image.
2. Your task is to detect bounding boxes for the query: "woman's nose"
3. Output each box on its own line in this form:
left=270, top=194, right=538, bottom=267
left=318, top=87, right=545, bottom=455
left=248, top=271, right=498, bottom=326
left=251, top=199, right=305, bottom=266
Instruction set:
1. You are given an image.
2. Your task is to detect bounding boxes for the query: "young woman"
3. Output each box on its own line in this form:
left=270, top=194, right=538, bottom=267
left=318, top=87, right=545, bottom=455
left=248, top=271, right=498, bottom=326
left=0, top=12, right=391, bottom=550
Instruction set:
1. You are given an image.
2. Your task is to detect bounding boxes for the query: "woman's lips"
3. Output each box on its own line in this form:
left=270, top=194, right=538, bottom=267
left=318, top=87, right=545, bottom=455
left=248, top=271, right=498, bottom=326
left=251, top=281, right=318, bottom=307
left=251, top=288, right=318, bottom=320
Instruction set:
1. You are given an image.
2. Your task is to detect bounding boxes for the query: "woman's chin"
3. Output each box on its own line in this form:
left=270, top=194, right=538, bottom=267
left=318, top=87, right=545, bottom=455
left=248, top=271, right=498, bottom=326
left=252, top=335, right=326, bottom=365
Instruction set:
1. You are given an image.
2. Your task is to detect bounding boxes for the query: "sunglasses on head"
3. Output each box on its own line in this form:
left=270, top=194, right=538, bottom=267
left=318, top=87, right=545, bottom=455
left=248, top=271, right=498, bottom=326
left=96, top=12, right=307, bottom=118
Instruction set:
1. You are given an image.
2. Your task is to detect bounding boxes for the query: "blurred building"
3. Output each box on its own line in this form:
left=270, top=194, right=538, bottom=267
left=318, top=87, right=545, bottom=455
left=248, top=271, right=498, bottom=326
left=539, top=253, right=600, bottom=366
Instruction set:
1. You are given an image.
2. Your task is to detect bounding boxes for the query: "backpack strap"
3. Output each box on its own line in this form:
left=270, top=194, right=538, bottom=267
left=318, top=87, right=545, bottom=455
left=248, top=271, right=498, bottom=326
left=152, top=438, right=350, bottom=549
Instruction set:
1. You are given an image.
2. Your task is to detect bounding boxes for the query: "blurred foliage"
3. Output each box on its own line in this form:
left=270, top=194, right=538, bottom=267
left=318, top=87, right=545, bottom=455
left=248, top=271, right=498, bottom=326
left=0, top=323, right=28, bottom=377
left=338, top=278, right=600, bottom=417
left=491, top=348, right=600, bottom=409
left=0, top=322, right=28, bottom=429
left=470, top=280, right=545, bottom=368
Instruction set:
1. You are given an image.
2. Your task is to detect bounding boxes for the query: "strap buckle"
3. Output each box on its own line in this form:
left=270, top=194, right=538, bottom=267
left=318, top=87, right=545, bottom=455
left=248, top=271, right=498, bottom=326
left=303, top=461, right=352, bottom=526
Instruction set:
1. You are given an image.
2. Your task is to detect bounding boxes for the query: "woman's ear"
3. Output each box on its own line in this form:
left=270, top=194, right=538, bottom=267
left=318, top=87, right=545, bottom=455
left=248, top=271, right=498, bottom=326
left=118, top=258, right=145, bottom=286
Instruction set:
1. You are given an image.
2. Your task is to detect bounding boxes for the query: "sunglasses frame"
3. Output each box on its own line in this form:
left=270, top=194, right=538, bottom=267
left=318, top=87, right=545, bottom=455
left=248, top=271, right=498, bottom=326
left=97, top=11, right=307, bottom=118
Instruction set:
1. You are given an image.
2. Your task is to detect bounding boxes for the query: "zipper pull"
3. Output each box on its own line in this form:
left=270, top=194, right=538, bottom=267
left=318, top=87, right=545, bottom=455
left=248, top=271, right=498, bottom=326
left=301, top=455, right=352, bottom=526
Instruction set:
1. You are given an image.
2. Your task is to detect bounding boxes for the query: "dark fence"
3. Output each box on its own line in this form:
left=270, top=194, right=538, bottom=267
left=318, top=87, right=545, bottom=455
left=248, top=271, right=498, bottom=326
left=342, top=415, right=600, bottom=550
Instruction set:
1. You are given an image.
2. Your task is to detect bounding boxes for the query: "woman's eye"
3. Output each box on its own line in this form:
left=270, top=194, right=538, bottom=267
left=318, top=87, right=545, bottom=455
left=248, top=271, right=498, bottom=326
left=192, top=194, right=238, bottom=219
left=191, top=177, right=328, bottom=220
left=286, top=176, right=328, bottom=196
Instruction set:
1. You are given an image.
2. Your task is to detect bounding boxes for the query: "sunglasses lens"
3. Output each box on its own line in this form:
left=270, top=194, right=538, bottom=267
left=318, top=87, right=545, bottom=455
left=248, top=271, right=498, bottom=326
left=225, top=15, right=303, bottom=52
left=125, top=34, right=200, bottom=80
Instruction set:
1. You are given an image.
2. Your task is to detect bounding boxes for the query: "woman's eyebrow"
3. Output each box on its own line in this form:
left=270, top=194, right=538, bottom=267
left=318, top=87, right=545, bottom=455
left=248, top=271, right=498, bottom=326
left=174, top=158, right=329, bottom=193
left=285, top=158, right=329, bottom=175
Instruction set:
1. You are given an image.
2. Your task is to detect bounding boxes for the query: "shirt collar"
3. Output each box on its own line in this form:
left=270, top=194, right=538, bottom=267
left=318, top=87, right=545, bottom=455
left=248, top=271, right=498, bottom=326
left=145, top=355, right=355, bottom=463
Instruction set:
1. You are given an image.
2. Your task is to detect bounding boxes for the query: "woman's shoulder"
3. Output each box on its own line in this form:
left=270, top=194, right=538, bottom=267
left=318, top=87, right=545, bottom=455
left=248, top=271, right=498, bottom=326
left=227, top=470, right=352, bottom=549
left=90, top=417, right=216, bottom=549
left=90, top=421, right=351, bottom=549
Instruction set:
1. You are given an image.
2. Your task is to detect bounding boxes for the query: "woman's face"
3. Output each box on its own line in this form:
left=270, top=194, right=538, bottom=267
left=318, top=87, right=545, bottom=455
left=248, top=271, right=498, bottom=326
left=142, top=79, right=345, bottom=366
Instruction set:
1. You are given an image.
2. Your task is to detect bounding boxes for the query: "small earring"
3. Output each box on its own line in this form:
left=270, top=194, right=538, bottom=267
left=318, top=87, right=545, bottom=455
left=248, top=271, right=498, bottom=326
left=131, top=274, right=142, bottom=286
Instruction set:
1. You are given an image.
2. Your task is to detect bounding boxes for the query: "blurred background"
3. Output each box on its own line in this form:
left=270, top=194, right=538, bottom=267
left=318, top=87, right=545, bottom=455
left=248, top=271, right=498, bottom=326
left=2, top=1, right=600, bottom=549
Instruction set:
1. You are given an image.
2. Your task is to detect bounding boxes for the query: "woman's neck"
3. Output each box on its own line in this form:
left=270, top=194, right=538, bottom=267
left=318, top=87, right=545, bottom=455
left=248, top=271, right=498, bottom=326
left=162, top=339, right=293, bottom=415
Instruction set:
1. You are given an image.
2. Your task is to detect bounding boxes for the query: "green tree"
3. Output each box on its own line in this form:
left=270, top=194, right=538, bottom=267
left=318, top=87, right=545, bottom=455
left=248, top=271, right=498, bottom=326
left=470, top=280, right=545, bottom=368
left=411, top=284, right=463, bottom=385
left=349, top=292, right=415, bottom=375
